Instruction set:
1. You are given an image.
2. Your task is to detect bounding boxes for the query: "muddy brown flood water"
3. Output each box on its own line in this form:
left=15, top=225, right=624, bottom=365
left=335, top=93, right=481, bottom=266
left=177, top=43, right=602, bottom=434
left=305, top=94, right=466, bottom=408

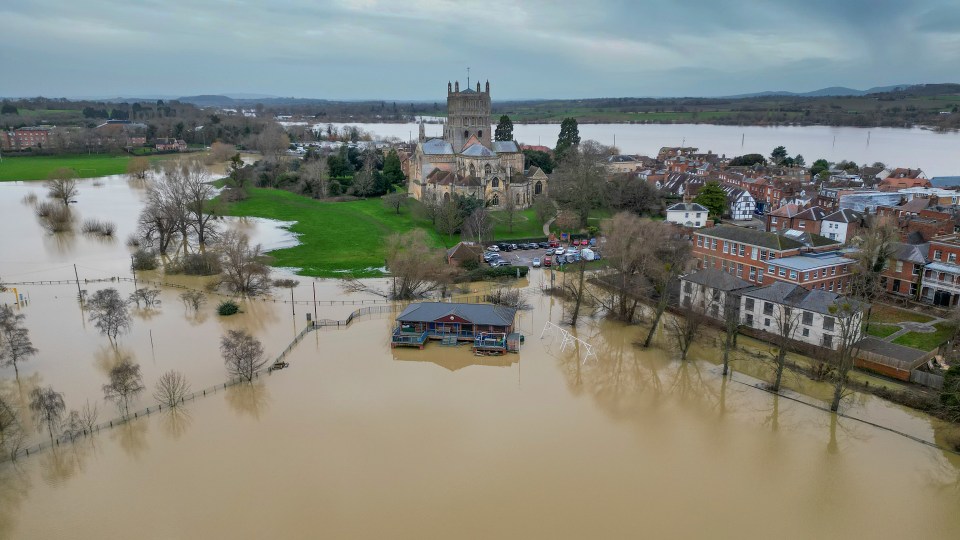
left=2, top=177, right=960, bottom=538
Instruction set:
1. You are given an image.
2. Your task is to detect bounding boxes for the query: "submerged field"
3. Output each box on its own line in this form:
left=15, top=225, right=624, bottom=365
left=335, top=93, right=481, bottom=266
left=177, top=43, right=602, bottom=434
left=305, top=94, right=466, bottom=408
left=0, top=154, right=168, bottom=181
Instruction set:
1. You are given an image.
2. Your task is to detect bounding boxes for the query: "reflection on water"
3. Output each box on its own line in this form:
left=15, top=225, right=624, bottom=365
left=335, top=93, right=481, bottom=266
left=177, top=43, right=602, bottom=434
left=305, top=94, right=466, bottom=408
left=111, top=419, right=149, bottom=460
left=224, top=382, right=269, bottom=420
left=0, top=464, right=30, bottom=538
left=39, top=440, right=93, bottom=486
left=159, top=407, right=193, bottom=440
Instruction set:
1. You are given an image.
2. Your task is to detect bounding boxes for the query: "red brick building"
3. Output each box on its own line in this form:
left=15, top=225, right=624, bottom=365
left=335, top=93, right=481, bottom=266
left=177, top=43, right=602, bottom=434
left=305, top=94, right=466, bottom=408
left=791, top=206, right=828, bottom=235
left=1, top=126, right=54, bottom=150
left=881, top=243, right=927, bottom=298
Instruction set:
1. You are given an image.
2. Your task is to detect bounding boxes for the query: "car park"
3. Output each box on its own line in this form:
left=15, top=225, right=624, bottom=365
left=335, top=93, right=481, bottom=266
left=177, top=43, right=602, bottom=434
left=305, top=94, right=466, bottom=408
left=538, top=241, right=550, bottom=248
left=509, top=243, right=519, bottom=251
left=554, top=247, right=566, bottom=256
left=487, top=245, right=499, bottom=252
left=544, top=255, right=552, bottom=267
left=492, top=259, right=512, bottom=267
left=532, top=257, right=541, bottom=268
left=483, top=252, right=499, bottom=262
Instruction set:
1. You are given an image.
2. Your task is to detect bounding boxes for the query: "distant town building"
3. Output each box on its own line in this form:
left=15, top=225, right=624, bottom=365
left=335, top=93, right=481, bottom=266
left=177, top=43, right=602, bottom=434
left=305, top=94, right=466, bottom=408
left=665, top=202, right=709, bottom=228
left=1, top=125, right=54, bottom=150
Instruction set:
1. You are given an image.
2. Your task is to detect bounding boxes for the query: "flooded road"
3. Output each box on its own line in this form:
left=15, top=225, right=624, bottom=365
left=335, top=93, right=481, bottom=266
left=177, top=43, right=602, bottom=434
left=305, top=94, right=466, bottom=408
left=2, top=176, right=960, bottom=538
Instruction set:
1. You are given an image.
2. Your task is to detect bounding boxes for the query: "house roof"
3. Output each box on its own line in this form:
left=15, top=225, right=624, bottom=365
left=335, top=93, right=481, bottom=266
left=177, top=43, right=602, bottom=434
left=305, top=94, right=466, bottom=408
left=892, top=243, right=929, bottom=264
left=698, top=225, right=805, bottom=251
left=396, top=302, right=517, bottom=326
left=446, top=242, right=484, bottom=261
left=768, top=252, right=851, bottom=271
left=778, top=229, right=840, bottom=248
left=793, top=206, right=827, bottom=221
left=769, top=203, right=801, bottom=218
left=667, top=202, right=709, bottom=212
left=742, top=282, right=862, bottom=315
left=681, top=269, right=754, bottom=291
left=823, top=208, right=862, bottom=223
left=461, top=143, right=497, bottom=157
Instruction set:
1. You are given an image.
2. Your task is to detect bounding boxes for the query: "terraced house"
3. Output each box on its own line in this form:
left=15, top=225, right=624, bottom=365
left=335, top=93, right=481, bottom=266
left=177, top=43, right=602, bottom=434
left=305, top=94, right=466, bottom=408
left=692, top=225, right=843, bottom=288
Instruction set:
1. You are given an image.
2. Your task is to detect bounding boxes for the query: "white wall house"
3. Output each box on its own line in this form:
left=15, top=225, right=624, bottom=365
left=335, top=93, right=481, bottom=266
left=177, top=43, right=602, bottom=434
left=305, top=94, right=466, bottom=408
left=666, top=202, right=709, bottom=228
left=821, top=208, right=862, bottom=244
left=722, top=187, right=756, bottom=220
left=738, top=281, right=864, bottom=350
left=679, top=269, right=755, bottom=319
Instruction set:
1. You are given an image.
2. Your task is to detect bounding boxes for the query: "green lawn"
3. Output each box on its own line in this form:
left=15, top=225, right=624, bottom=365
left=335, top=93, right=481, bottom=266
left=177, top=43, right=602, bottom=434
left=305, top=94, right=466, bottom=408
left=891, top=322, right=955, bottom=351
left=491, top=208, right=547, bottom=240
left=867, top=303, right=935, bottom=324
left=0, top=154, right=163, bottom=181
left=222, top=188, right=453, bottom=277
left=864, top=323, right=900, bottom=338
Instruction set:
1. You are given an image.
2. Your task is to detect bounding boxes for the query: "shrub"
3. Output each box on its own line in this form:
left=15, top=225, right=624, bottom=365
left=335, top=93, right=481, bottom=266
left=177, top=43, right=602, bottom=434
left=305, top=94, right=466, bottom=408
left=35, top=201, right=56, bottom=218
left=81, top=219, right=117, bottom=237
left=461, top=258, right=480, bottom=271
left=131, top=248, right=158, bottom=271
left=38, top=204, right=73, bottom=233
left=167, top=252, right=222, bottom=275
left=217, top=300, right=240, bottom=316
left=460, top=265, right=529, bottom=282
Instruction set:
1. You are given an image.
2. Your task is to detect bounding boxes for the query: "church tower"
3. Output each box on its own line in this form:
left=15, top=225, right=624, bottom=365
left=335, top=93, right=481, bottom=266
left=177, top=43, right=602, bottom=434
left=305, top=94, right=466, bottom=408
left=443, top=79, right=491, bottom=151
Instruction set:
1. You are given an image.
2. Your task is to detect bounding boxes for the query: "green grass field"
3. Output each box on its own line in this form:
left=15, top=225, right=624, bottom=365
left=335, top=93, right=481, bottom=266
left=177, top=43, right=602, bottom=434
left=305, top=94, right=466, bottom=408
left=891, top=322, right=954, bottom=351
left=864, top=323, right=900, bottom=338
left=0, top=154, right=154, bottom=181
left=867, top=304, right=935, bottom=324
left=221, top=188, right=553, bottom=277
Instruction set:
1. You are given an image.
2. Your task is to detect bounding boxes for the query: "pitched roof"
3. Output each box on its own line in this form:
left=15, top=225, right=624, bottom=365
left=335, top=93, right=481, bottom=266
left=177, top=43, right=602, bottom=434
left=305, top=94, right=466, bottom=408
left=793, top=206, right=827, bottom=221
left=769, top=203, right=801, bottom=218
left=681, top=269, right=754, bottom=291
left=778, top=229, right=840, bottom=247
left=421, top=138, right=453, bottom=155
left=446, top=242, right=484, bottom=260
left=461, top=142, right=497, bottom=157
left=667, top=202, right=709, bottom=212
left=492, top=141, right=519, bottom=153
left=742, top=282, right=862, bottom=315
left=823, top=208, right=862, bottom=223
left=396, top=302, right=517, bottom=326
left=697, top=225, right=804, bottom=251
left=892, top=243, right=928, bottom=264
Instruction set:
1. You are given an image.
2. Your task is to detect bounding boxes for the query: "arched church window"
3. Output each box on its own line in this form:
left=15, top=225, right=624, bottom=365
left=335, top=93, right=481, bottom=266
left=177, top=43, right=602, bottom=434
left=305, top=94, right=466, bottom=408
left=516, top=193, right=521, bottom=205
left=443, top=192, right=451, bottom=202
left=478, top=130, right=483, bottom=138
left=491, top=177, right=499, bottom=188
left=535, top=181, right=543, bottom=195
left=469, top=164, right=476, bottom=177
left=491, top=194, right=499, bottom=206
left=464, top=130, right=469, bottom=139
left=484, top=164, right=491, bottom=175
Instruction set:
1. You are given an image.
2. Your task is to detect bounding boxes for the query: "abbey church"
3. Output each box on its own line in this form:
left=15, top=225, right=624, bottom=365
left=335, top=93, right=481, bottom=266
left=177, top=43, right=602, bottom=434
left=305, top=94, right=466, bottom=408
left=408, top=80, right=547, bottom=209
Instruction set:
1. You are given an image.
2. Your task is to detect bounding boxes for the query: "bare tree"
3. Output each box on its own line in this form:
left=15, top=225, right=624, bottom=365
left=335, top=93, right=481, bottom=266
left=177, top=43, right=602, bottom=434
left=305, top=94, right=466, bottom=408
left=768, top=305, right=802, bottom=393
left=181, top=159, right=217, bottom=246
left=669, top=304, right=707, bottom=361
left=221, top=330, right=267, bottom=382
left=138, top=161, right=190, bottom=253
left=382, top=192, right=407, bottom=215
left=128, top=288, right=161, bottom=308
left=532, top=195, right=555, bottom=226
left=87, top=288, right=131, bottom=343
left=435, top=198, right=462, bottom=239
left=642, top=224, right=693, bottom=347
left=501, top=193, right=518, bottom=233
left=256, top=123, right=290, bottom=162
left=102, top=361, right=145, bottom=418
left=154, top=370, right=191, bottom=407
left=0, top=393, right=25, bottom=460
left=462, top=207, right=494, bottom=244
left=550, top=140, right=609, bottom=227
left=45, top=167, right=78, bottom=205
left=848, top=217, right=898, bottom=331
left=29, top=386, right=65, bottom=441
left=598, top=212, right=653, bottom=322
left=721, top=299, right=740, bottom=376
left=217, top=230, right=273, bottom=295
left=179, top=290, right=206, bottom=312
left=0, top=305, right=38, bottom=378
left=416, top=192, right=442, bottom=225
left=209, top=141, right=236, bottom=163
left=126, top=156, right=150, bottom=182
left=827, top=300, right=866, bottom=412
left=300, top=156, right=330, bottom=198
left=351, top=152, right=377, bottom=198
left=79, top=400, right=99, bottom=433
left=385, top=229, right=451, bottom=299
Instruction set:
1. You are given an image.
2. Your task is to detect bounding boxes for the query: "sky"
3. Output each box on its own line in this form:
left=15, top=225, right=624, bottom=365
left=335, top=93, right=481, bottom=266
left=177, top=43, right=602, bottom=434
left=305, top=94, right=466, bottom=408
left=2, top=0, right=959, bottom=100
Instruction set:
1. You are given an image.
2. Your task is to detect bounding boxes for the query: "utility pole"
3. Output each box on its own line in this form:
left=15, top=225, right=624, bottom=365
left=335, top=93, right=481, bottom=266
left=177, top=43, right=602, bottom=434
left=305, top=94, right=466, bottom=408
left=73, top=264, right=82, bottom=302
left=131, top=255, right=137, bottom=290
left=290, top=287, right=295, bottom=317
left=312, top=281, right=318, bottom=324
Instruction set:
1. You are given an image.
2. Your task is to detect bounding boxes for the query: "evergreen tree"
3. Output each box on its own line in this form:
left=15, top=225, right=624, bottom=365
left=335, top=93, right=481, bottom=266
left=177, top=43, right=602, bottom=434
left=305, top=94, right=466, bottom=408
left=810, top=158, right=830, bottom=178
left=382, top=149, right=406, bottom=185
left=770, top=145, right=788, bottom=164
left=555, top=117, right=580, bottom=162
left=495, top=115, right=514, bottom=141
left=693, top=182, right=727, bottom=219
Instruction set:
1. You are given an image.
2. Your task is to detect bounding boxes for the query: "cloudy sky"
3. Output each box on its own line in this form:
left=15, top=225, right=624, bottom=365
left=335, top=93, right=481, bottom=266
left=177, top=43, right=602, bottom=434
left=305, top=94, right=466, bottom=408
left=2, top=0, right=959, bottom=100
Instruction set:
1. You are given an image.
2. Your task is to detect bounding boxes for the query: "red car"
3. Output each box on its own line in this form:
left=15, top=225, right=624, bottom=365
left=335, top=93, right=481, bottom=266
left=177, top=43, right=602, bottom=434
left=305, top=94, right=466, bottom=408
left=549, top=240, right=560, bottom=248
left=544, top=255, right=553, bottom=267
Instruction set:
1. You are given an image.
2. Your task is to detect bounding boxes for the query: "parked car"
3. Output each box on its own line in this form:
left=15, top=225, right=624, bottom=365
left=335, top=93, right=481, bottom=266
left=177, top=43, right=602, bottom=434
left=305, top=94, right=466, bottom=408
left=487, top=245, right=500, bottom=252
left=549, top=240, right=560, bottom=248
left=492, top=259, right=512, bottom=267
left=554, top=247, right=566, bottom=256
left=498, top=243, right=512, bottom=251
left=483, top=252, right=499, bottom=262
left=532, top=257, right=542, bottom=268
left=509, top=243, right=519, bottom=251
left=544, top=255, right=552, bottom=267
left=538, top=241, right=550, bottom=248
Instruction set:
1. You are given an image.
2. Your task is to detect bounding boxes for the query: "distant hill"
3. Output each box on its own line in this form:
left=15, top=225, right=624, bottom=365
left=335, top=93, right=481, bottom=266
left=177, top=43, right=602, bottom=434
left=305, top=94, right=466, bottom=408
left=724, top=84, right=911, bottom=99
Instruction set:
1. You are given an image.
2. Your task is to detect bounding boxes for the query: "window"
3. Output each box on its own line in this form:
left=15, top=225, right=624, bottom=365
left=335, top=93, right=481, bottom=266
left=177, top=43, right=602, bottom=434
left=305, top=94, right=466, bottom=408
left=711, top=239, right=717, bottom=250
left=804, top=272, right=809, bottom=281
left=912, top=264, right=920, bottom=276
left=758, top=270, right=764, bottom=284
left=478, top=130, right=483, bottom=138
left=831, top=267, right=836, bottom=276
left=802, top=328, right=809, bottom=337
left=802, top=311, right=813, bottom=325
left=739, top=244, right=745, bottom=256
left=829, top=282, right=834, bottom=291
left=491, top=177, right=500, bottom=188
left=745, top=298, right=755, bottom=310
left=746, top=314, right=754, bottom=326
left=778, top=268, right=786, bottom=277
left=798, top=221, right=805, bottom=229
left=490, top=194, right=499, bottom=206
left=484, top=164, right=492, bottom=175
left=723, top=242, right=729, bottom=254
left=823, top=316, right=835, bottom=331
left=534, top=181, right=542, bottom=195
left=737, top=263, right=743, bottom=277
left=760, top=250, right=767, bottom=261
left=895, top=260, right=903, bottom=273
left=749, top=268, right=756, bottom=280
left=813, top=269, right=819, bottom=278
left=764, top=318, right=771, bottom=327
left=685, top=212, right=690, bottom=218
left=935, top=250, right=942, bottom=261
left=751, top=247, right=758, bottom=261
left=768, top=265, right=775, bottom=274
left=951, top=254, right=957, bottom=264
left=464, top=130, right=469, bottom=139
left=822, top=335, right=833, bottom=348
left=772, top=217, right=778, bottom=224
left=697, top=236, right=703, bottom=247
left=696, top=213, right=702, bottom=218
left=683, top=282, right=692, bottom=294
left=763, top=302, right=774, bottom=315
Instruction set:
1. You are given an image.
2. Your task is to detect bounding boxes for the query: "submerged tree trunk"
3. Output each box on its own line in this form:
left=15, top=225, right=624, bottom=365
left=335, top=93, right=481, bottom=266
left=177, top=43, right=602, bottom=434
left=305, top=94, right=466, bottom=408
left=772, top=348, right=787, bottom=393
left=643, top=301, right=667, bottom=348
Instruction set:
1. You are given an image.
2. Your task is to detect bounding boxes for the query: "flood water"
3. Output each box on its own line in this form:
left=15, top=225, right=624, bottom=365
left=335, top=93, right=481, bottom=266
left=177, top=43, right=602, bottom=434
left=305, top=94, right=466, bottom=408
left=305, top=121, right=960, bottom=177
left=2, top=176, right=960, bottom=538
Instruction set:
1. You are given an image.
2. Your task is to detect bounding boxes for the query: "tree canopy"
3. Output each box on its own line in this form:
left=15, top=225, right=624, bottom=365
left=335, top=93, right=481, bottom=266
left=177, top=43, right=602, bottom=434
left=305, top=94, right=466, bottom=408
left=555, top=117, right=581, bottom=161
left=693, top=182, right=727, bottom=219
left=728, top=153, right=766, bottom=167
left=495, top=115, right=513, bottom=141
